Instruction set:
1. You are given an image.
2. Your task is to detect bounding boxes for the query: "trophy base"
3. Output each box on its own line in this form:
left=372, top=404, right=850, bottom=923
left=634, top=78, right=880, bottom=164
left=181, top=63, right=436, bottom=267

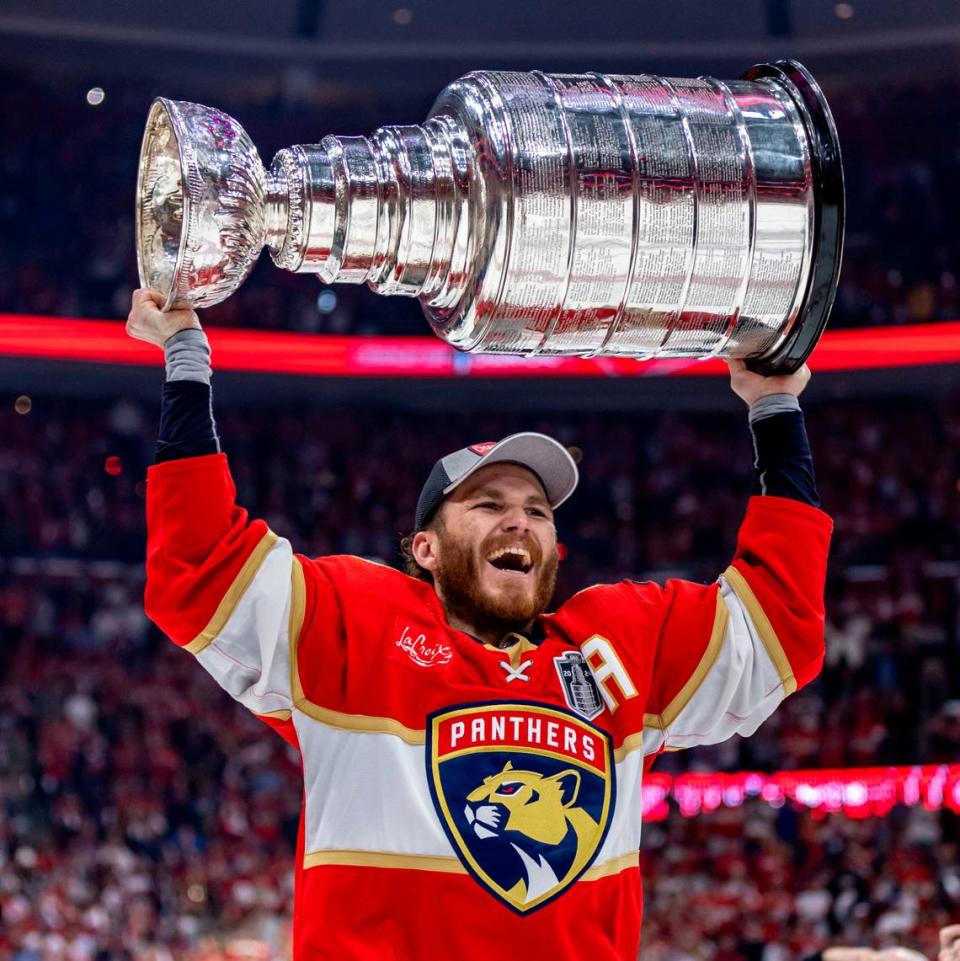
left=742, top=60, right=845, bottom=376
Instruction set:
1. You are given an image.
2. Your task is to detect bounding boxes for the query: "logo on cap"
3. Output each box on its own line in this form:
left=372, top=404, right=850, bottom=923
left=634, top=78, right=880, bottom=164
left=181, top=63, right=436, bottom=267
left=468, top=442, right=498, bottom=456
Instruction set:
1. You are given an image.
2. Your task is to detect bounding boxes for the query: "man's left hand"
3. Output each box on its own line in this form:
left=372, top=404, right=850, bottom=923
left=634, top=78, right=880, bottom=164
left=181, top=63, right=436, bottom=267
left=727, top=358, right=811, bottom=407
left=825, top=948, right=930, bottom=961
left=940, top=925, right=960, bottom=961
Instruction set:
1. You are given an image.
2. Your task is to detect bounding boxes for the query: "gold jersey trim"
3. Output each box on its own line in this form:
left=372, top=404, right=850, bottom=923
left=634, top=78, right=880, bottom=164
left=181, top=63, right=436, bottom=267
left=483, top=633, right=539, bottom=670
left=641, top=591, right=729, bottom=735
left=613, top=730, right=646, bottom=763
left=184, top=529, right=280, bottom=655
left=661, top=592, right=729, bottom=728
left=722, top=565, right=797, bottom=696
left=581, top=850, right=639, bottom=881
left=303, top=849, right=465, bottom=874
left=288, top=557, right=426, bottom=745
left=296, top=702, right=427, bottom=745
left=257, top=709, right=292, bottom=721
left=302, top=848, right=639, bottom=881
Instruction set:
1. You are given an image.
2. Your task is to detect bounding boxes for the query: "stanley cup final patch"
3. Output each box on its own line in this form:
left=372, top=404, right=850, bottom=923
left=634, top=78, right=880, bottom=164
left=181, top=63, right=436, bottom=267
left=554, top=651, right=604, bottom=720
left=426, top=701, right=615, bottom=915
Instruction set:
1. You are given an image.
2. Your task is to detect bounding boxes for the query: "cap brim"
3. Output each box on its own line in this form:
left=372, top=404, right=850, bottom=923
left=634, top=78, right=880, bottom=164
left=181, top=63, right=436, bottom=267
left=442, top=432, right=579, bottom=510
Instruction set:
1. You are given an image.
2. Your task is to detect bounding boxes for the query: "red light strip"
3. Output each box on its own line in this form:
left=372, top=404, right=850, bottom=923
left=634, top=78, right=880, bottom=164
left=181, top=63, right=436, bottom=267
left=2, top=313, right=960, bottom=377
left=640, top=764, right=960, bottom=821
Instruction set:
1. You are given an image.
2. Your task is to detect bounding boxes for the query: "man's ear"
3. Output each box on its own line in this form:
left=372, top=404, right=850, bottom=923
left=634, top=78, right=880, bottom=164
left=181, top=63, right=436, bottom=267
left=411, top=528, right=440, bottom=573
left=548, top=769, right=581, bottom=808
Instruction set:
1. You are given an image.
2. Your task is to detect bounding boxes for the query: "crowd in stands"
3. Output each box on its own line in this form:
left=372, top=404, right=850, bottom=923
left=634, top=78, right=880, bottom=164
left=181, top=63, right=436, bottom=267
left=1, top=386, right=958, bottom=958
left=2, top=389, right=959, bottom=767
left=640, top=801, right=958, bottom=961
left=1, top=573, right=957, bottom=961
left=5, top=69, right=960, bottom=335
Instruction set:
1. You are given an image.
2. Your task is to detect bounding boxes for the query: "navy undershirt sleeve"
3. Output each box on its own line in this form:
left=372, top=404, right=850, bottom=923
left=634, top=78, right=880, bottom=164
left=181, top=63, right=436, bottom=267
left=155, top=380, right=221, bottom=463
left=154, top=327, right=220, bottom=464
left=748, top=408, right=820, bottom=508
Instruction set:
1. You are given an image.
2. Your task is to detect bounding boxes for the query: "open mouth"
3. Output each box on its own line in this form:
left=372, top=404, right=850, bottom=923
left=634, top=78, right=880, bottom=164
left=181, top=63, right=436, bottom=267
left=486, top=546, right=534, bottom=577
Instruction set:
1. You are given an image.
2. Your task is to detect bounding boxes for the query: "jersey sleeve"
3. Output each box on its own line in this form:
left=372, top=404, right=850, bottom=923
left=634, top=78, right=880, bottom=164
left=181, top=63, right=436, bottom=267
left=640, top=494, right=833, bottom=755
left=144, top=452, right=334, bottom=739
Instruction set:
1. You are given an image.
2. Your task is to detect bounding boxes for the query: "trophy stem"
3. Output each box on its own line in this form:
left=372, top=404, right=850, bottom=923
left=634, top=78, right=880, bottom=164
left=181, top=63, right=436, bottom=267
left=263, top=170, right=290, bottom=255
left=268, top=119, right=471, bottom=304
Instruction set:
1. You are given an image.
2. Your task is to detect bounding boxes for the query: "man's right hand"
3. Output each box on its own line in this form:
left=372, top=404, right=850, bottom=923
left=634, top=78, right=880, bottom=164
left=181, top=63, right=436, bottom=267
left=126, top=288, right=202, bottom=349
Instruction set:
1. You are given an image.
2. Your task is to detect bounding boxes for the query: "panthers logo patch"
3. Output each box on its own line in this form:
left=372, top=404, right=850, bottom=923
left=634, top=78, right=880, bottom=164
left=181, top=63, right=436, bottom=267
left=426, top=701, right=615, bottom=914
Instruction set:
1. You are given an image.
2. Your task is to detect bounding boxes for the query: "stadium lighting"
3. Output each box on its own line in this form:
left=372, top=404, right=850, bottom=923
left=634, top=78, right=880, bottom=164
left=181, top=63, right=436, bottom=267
left=2, top=314, right=960, bottom=378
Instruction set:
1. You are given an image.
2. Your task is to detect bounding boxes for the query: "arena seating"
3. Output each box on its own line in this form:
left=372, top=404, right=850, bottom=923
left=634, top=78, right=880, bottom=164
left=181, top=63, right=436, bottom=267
left=1, top=391, right=957, bottom=958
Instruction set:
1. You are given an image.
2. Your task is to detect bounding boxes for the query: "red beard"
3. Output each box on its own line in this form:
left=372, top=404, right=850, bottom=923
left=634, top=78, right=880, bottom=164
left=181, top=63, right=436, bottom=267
left=432, top=525, right=559, bottom=638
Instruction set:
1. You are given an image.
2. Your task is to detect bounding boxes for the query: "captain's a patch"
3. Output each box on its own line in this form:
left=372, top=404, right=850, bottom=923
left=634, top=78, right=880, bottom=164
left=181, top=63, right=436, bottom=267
left=426, top=701, right=615, bottom=914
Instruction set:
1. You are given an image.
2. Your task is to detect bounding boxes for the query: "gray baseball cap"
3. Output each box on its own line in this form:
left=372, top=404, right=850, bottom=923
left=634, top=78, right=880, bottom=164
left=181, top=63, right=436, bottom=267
left=415, top=432, right=579, bottom=530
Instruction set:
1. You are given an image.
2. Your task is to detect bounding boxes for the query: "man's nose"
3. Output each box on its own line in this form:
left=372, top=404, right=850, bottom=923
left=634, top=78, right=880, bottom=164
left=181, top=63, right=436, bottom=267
left=499, top=505, right=531, bottom=532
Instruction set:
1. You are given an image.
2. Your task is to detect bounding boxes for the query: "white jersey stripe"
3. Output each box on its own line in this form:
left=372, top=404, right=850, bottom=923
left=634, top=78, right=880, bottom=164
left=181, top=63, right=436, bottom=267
left=295, top=711, right=647, bottom=873
left=184, top=529, right=280, bottom=654
left=298, top=722, right=451, bottom=858
left=653, top=573, right=787, bottom=752
left=722, top=564, right=797, bottom=695
left=193, top=536, right=295, bottom=716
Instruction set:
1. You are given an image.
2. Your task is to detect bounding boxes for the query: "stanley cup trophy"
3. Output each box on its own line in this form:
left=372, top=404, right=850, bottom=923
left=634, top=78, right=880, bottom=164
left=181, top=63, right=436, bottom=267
left=136, top=60, right=844, bottom=373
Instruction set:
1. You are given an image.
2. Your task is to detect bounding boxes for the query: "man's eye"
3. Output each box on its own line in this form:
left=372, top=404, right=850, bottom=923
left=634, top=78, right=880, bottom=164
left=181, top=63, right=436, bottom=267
left=527, top=508, right=548, bottom=518
left=477, top=502, right=501, bottom=510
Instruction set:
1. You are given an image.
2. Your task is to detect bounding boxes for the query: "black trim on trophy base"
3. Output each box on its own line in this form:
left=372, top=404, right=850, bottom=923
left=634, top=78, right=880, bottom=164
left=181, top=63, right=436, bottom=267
left=741, top=59, right=845, bottom=377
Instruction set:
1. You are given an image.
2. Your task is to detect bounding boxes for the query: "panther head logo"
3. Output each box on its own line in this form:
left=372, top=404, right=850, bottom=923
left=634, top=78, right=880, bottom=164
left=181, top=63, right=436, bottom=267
left=463, top=761, right=599, bottom=904
left=428, top=702, right=614, bottom=914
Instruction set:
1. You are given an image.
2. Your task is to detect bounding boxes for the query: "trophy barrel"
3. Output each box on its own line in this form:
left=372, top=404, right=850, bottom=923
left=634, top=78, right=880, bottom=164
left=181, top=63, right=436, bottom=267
left=740, top=61, right=844, bottom=375
left=417, top=60, right=844, bottom=372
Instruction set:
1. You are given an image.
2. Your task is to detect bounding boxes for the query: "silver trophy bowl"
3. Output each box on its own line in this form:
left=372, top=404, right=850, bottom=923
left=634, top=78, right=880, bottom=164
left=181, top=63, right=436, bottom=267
left=136, top=99, right=270, bottom=311
left=136, top=60, right=844, bottom=373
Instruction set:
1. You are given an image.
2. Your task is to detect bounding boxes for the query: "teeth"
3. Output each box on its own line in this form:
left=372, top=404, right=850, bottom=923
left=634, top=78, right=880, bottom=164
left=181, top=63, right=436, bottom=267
left=486, top=546, right=532, bottom=570
left=488, top=546, right=530, bottom=562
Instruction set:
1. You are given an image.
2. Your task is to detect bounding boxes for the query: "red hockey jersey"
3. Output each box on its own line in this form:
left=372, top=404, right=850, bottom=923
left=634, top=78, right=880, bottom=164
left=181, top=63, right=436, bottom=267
left=145, top=452, right=832, bottom=961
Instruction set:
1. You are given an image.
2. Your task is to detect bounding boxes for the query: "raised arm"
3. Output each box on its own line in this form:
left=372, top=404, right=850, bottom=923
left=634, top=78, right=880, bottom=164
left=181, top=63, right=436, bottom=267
left=130, top=290, right=306, bottom=741
left=639, top=359, right=833, bottom=754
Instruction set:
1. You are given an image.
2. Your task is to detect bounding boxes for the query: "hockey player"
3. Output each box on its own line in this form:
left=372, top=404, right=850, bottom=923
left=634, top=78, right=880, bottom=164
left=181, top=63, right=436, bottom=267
left=129, top=286, right=832, bottom=961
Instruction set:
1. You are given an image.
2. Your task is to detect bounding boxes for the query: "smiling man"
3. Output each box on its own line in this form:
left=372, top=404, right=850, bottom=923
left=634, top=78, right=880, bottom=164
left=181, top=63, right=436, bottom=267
left=130, top=287, right=832, bottom=961
left=406, top=453, right=568, bottom=646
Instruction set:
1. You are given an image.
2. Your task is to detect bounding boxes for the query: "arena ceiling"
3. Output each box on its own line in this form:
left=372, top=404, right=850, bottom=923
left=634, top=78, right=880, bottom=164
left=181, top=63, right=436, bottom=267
left=3, top=0, right=960, bottom=104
